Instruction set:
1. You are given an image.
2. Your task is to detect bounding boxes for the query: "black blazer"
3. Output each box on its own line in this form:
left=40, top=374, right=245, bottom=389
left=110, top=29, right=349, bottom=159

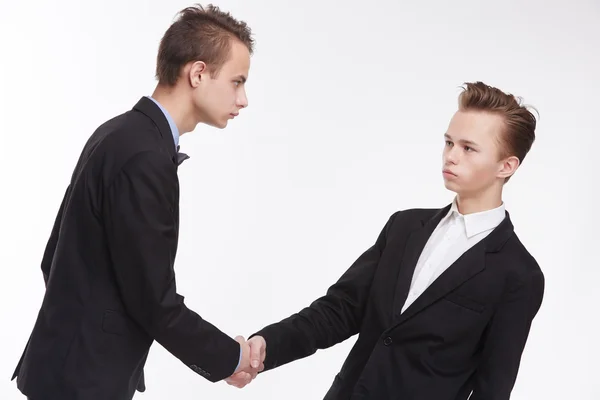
left=252, top=206, right=545, bottom=400
left=12, top=97, right=240, bottom=400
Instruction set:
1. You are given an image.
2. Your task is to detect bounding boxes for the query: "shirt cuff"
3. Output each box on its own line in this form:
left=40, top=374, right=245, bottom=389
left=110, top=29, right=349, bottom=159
left=235, top=343, right=242, bottom=372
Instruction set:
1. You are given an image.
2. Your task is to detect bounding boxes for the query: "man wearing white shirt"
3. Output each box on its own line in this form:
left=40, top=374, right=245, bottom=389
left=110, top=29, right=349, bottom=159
left=229, top=81, right=545, bottom=400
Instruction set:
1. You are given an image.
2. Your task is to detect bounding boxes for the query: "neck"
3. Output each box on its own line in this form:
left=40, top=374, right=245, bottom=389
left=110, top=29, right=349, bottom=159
left=455, top=185, right=503, bottom=214
left=151, top=84, right=197, bottom=134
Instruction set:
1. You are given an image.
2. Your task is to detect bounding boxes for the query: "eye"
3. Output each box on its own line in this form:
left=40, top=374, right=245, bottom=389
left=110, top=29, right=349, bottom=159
left=233, top=80, right=242, bottom=87
left=445, top=140, right=453, bottom=146
left=464, top=146, right=474, bottom=152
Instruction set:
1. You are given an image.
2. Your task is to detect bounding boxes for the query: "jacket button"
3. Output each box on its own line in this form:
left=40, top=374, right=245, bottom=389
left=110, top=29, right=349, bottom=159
left=383, top=336, right=392, bottom=346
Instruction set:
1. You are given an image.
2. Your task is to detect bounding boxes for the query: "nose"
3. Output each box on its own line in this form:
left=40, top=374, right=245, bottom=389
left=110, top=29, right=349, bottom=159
left=237, top=88, right=248, bottom=109
left=444, top=146, right=458, bottom=165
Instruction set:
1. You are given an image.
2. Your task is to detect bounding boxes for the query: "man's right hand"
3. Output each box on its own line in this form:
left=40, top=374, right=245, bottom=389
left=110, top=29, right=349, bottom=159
left=226, top=335, right=266, bottom=388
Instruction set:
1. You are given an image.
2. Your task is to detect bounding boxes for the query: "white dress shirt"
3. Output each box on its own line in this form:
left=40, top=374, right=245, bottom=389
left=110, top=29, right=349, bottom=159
left=401, top=199, right=506, bottom=314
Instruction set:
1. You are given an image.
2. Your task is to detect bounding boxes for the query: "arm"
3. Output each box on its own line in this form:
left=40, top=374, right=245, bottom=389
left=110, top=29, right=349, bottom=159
left=469, top=268, right=545, bottom=400
left=250, top=212, right=397, bottom=371
left=40, top=185, right=70, bottom=286
left=103, top=150, right=242, bottom=382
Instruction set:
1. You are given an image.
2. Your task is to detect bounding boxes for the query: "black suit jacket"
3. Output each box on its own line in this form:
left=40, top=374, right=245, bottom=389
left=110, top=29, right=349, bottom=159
left=12, top=97, right=240, bottom=400
left=252, top=206, right=544, bottom=400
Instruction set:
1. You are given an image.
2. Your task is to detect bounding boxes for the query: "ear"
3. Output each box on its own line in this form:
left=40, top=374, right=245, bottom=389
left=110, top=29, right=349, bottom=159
left=497, top=155, right=520, bottom=180
left=187, top=61, right=208, bottom=88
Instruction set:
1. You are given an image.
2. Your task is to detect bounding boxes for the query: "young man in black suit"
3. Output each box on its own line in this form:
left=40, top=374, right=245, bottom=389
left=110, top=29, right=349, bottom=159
left=12, top=4, right=261, bottom=399
left=229, top=82, right=545, bottom=400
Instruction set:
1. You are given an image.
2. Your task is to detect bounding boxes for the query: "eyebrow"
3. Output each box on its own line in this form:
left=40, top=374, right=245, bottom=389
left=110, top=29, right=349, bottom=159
left=444, top=133, right=479, bottom=147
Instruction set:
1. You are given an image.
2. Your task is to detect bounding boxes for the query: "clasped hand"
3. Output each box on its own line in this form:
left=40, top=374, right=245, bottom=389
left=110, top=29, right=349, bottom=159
left=225, top=335, right=266, bottom=388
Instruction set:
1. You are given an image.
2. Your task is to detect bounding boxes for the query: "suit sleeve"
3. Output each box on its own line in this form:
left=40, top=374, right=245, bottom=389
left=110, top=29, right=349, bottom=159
left=250, top=212, right=398, bottom=371
left=41, top=185, right=70, bottom=286
left=103, top=150, right=240, bottom=382
left=469, top=268, right=545, bottom=400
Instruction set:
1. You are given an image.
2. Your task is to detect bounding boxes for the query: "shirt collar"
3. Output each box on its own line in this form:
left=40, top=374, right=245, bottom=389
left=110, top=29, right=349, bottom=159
left=146, top=96, right=179, bottom=149
left=446, top=197, right=506, bottom=238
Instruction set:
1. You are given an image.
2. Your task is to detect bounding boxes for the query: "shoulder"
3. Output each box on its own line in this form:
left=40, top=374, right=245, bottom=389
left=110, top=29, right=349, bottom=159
left=384, top=207, right=444, bottom=230
left=501, top=232, right=544, bottom=281
left=97, top=110, right=166, bottom=155
left=71, top=119, right=175, bottom=205
left=488, top=228, right=545, bottom=306
left=83, top=110, right=174, bottom=179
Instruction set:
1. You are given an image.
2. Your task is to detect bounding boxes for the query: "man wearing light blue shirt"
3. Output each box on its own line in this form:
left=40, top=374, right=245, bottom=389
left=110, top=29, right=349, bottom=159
left=13, top=5, right=261, bottom=399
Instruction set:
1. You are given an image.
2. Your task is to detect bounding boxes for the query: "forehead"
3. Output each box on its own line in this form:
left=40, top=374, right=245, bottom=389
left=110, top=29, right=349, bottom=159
left=446, top=110, right=505, bottom=146
left=219, top=39, right=250, bottom=74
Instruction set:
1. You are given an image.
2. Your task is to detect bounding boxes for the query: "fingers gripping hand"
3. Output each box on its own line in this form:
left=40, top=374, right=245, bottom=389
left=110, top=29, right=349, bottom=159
left=225, top=336, right=266, bottom=389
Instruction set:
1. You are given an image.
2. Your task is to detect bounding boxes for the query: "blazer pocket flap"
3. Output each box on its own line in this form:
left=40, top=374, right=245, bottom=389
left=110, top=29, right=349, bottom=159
left=444, top=292, right=485, bottom=313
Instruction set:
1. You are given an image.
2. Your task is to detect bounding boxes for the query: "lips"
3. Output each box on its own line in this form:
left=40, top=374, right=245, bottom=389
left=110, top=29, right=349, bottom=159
left=443, top=169, right=457, bottom=177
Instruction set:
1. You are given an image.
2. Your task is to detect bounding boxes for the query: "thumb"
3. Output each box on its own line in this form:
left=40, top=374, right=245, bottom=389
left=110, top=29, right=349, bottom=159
left=249, top=337, right=265, bottom=369
left=234, top=335, right=245, bottom=344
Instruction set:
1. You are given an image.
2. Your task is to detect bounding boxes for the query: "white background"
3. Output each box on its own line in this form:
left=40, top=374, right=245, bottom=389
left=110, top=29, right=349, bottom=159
left=1, top=0, right=598, bottom=399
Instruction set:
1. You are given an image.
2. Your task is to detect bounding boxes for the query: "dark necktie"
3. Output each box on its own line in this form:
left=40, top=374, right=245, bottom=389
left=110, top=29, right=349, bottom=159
left=176, top=145, right=190, bottom=166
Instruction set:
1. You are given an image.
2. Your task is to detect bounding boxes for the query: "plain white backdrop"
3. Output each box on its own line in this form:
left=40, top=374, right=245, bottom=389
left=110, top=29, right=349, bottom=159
left=1, top=0, right=598, bottom=398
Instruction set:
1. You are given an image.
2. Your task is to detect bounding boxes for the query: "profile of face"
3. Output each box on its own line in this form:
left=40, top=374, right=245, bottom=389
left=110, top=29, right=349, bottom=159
left=442, top=110, right=519, bottom=197
left=189, top=39, right=251, bottom=129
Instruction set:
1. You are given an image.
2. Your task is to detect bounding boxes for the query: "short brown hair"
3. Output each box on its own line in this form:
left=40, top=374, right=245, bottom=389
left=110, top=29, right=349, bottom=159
left=458, top=81, right=538, bottom=182
left=156, top=4, right=254, bottom=86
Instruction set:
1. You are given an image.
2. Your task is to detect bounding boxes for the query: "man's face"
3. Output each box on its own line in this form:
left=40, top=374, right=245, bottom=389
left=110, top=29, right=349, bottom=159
left=442, top=110, right=510, bottom=196
left=193, top=39, right=250, bottom=129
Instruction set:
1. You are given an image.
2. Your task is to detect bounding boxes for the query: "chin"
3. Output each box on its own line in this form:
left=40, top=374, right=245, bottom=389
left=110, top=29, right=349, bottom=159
left=443, top=180, right=460, bottom=193
left=216, top=117, right=230, bottom=129
left=207, top=119, right=228, bottom=129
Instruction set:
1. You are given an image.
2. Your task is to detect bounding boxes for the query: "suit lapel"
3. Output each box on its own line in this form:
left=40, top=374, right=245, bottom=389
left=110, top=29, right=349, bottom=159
left=391, top=243, right=486, bottom=328
left=391, top=206, right=450, bottom=317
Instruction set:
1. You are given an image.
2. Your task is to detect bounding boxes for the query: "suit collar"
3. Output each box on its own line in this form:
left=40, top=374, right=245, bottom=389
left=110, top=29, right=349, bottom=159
left=132, top=96, right=175, bottom=152
left=132, top=97, right=189, bottom=166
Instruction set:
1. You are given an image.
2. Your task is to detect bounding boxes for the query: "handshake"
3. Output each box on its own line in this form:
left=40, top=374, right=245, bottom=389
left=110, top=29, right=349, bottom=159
left=226, top=335, right=267, bottom=388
